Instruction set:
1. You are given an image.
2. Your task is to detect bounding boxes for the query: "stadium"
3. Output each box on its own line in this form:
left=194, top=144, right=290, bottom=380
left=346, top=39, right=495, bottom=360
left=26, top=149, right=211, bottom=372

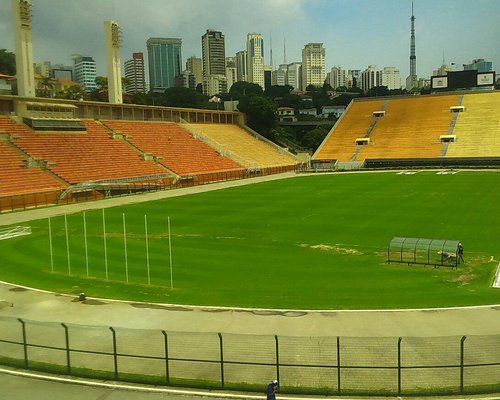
left=1, top=1, right=500, bottom=399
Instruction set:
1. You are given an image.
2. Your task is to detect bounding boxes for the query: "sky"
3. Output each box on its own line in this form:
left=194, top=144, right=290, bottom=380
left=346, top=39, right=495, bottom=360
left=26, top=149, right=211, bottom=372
left=1, top=0, right=499, bottom=81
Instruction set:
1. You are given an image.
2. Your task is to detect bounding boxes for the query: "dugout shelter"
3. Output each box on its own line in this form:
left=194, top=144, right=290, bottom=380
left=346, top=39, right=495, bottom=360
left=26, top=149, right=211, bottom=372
left=387, top=237, right=460, bottom=268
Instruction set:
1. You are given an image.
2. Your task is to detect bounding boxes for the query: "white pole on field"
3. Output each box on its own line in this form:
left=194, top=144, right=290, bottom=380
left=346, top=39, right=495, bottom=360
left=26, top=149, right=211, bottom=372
left=64, top=214, right=71, bottom=275
left=103, top=209, right=108, bottom=280
left=123, top=213, right=129, bottom=283
left=83, top=212, right=89, bottom=278
left=145, top=214, right=151, bottom=285
left=48, top=217, right=54, bottom=273
left=168, top=216, right=173, bottom=289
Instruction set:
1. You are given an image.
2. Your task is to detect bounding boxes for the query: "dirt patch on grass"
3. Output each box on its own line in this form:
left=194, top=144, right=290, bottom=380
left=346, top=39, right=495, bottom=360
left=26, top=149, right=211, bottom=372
left=299, top=243, right=363, bottom=255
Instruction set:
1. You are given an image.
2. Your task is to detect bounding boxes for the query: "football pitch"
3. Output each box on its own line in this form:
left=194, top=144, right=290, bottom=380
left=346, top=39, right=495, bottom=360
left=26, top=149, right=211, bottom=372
left=1, top=171, right=500, bottom=310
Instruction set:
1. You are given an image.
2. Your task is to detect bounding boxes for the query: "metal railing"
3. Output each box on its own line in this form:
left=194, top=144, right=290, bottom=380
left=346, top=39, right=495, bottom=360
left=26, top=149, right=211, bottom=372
left=0, top=316, right=498, bottom=396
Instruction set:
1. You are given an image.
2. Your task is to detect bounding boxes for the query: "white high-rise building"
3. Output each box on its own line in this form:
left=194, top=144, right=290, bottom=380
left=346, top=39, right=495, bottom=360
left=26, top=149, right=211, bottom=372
left=360, top=65, right=381, bottom=93
left=225, top=57, right=237, bottom=91
left=202, top=29, right=227, bottom=95
left=124, top=53, right=146, bottom=94
left=301, top=43, right=325, bottom=89
left=286, top=62, right=302, bottom=90
left=328, top=66, right=347, bottom=89
left=73, top=55, right=97, bottom=92
left=246, top=33, right=265, bottom=89
left=272, top=64, right=288, bottom=86
left=380, top=67, right=401, bottom=90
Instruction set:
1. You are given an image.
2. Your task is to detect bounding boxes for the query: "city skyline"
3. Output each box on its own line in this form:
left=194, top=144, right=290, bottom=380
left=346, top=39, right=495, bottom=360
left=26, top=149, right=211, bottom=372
left=1, top=0, right=499, bottom=85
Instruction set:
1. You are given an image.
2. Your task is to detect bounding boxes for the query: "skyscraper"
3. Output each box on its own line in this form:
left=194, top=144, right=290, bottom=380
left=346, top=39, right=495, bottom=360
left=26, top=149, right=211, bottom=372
left=124, top=52, right=146, bottom=94
left=186, top=56, right=202, bottom=87
left=361, top=65, right=381, bottom=93
left=302, top=43, right=325, bottom=89
left=201, top=29, right=227, bottom=96
left=73, top=55, right=97, bottom=92
left=246, top=33, right=265, bottom=89
left=235, top=50, right=247, bottom=82
left=405, top=2, right=418, bottom=91
left=381, top=67, right=401, bottom=90
left=287, top=62, right=302, bottom=90
left=328, top=66, right=347, bottom=90
left=146, top=37, right=182, bottom=93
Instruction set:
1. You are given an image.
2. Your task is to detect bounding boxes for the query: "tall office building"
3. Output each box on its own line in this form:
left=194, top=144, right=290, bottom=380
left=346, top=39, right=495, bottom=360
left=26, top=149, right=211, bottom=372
left=124, top=52, right=146, bottom=94
left=272, top=64, right=288, bottom=86
left=361, top=65, right=381, bottom=93
left=186, top=56, right=202, bottom=87
left=405, top=2, right=418, bottom=91
left=235, top=50, right=247, bottom=82
left=201, top=29, right=227, bottom=95
left=73, top=55, right=97, bottom=92
left=146, top=37, right=182, bottom=93
left=380, top=67, right=401, bottom=90
left=286, top=62, right=302, bottom=90
left=12, top=0, right=35, bottom=97
left=246, top=33, right=265, bottom=89
left=301, top=43, right=325, bottom=89
left=225, top=57, right=237, bottom=91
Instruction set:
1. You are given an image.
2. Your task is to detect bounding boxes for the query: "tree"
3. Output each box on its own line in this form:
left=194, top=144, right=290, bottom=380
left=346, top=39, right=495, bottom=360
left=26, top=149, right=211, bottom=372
left=0, top=49, right=16, bottom=75
left=366, top=86, right=390, bottom=97
left=56, top=84, right=84, bottom=100
left=163, top=87, right=208, bottom=108
left=37, top=76, right=56, bottom=98
left=237, top=94, right=277, bottom=138
left=228, top=81, right=263, bottom=100
left=265, top=85, right=293, bottom=99
left=301, top=124, right=333, bottom=151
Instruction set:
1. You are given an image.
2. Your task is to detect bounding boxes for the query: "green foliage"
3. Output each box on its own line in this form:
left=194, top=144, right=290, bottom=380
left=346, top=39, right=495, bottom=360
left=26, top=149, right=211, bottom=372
left=265, top=84, right=293, bottom=99
left=366, top=85, right=390, bottom=97
left=301, top=124, right=333, bottom=150
left=237, top=94, right=277, bottom=137
left=228, top=81, right=263, bottom=100
left=55, top=84, right=84, bottom=100
left=0, top=49, right=16, bottom=75
left=163, top=87, right=208, bottom=108
left=1, top=172, right=500, bottom=310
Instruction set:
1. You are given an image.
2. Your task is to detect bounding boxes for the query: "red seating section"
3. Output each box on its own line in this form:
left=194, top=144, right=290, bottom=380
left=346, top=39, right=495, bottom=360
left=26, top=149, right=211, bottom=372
left=1, top=118, right=166, bottom=184
left=0, top=140, right=67, bottom=196
left=103, top=120, right=244, bottom=175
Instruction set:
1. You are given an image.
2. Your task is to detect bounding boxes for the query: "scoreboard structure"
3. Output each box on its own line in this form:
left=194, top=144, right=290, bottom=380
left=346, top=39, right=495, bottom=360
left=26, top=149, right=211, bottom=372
left=431, top=70, right=496, bottom=91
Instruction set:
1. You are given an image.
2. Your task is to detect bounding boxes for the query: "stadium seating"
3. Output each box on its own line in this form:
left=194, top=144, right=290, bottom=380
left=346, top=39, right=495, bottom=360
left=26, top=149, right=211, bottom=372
left=103, top=120, right=244, bottom=176
left=0, top=118, right=167, bottom=184
left=445, top=92, right=500, bottom=157
left=357, top=95, right=458, bottom=160
left=189, top=123, right=298, bottom=168
left=0, top=139, right=67, bottom=196
left=314, top=100, right=386, bottom=161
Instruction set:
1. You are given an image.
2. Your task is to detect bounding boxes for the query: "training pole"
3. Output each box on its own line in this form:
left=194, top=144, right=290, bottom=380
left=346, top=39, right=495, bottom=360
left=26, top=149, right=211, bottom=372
left=83, top=212, right=89, bottom=277
left=168, top=216, right=173, bottom=289
left=48, top=217, right=54, bottom=273
left=64, top=214, right=71, bottom=275
left=103, top=209, right=108, bottom=280
left=145, top=214, right=151, bottom=285
left=123, top=213, right=129, bottom=283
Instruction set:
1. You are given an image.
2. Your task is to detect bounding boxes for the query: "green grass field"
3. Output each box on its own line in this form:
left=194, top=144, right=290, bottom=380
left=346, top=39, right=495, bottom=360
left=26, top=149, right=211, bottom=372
left=1, top=171, right=500, bottom=309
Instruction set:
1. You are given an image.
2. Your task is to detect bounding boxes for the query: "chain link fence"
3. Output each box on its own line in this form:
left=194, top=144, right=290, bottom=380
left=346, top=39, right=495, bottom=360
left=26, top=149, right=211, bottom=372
left=0, top=315, right=498, bottom=395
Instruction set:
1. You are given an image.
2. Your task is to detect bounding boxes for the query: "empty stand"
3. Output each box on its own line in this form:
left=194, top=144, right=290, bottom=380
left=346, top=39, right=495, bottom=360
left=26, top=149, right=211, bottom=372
left=189, top=123, right=298, bottom=168
left=0, top=118, right=167, bottom=184
left=103, top=120, right=244, bottom=175
left=357, top=95, right=458, bottom=160
left=0, top=139, right=66, bottom=196
left=314, top=100, right=386, bottom=162
left=445, top=92, right=500, bottom=157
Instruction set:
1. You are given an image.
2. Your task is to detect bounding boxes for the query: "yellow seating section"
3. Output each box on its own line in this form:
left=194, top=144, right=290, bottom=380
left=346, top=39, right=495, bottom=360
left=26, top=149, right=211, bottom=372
left=445, top=92, right=500, bottom=157
left=314, top=100, right=385, bottom=161
left=357, top=95, right=458, bottom=160
left=189, top=123, right=298, bottom=168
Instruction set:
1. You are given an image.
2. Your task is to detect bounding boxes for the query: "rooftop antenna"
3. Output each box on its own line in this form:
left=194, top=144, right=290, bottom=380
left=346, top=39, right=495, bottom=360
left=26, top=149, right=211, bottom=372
left=270, top=33, right=273, bottom=68
left=283, top=36, right=287, bottom=64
